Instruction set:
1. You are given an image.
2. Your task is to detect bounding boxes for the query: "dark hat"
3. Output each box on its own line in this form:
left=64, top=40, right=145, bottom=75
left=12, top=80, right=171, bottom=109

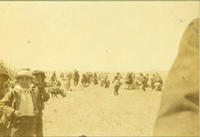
left=32, top=70, right=46, bottom=77
left=15, top=68, right=33, bottom=79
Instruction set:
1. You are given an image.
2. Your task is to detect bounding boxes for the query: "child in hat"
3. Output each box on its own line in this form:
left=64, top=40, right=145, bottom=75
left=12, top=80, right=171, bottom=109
left=0, top=68, right=38, bottom=137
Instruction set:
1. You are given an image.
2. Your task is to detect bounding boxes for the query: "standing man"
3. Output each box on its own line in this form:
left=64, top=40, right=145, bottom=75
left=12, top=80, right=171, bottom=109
left=32, top=70, right=50, bottom=137
left=142, top=74, right=148, bottom=91
left=0, top=66, right=10, bottom=136
left=0, top=68, right=38, bottom=137
left=93, top=72, right=98, bottom=85
left=113, top=77, right=122, bottom=96
left=73, top=70, right=80, bottom=87
left=66, top=73, right=72, bottom=91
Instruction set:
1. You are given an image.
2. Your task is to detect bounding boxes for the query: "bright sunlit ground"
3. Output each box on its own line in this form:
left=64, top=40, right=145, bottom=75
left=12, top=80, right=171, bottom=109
left=43, top=85, right=162, bottom=136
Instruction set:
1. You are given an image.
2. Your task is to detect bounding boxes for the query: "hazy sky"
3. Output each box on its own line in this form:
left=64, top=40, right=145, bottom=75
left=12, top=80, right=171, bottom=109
left=0, top=2, right=199, bottom=72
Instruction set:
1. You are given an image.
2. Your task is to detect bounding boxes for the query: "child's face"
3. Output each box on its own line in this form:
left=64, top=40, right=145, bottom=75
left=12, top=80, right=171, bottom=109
left=17, top=76, right=32, bottom=88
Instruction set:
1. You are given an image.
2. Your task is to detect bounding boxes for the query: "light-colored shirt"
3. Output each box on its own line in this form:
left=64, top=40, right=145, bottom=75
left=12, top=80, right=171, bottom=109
left=15, top=85, right=34, bottom=116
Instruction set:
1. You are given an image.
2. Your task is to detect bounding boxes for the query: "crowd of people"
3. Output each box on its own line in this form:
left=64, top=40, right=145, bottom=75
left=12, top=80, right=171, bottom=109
left=43, top=70, right=164, bottom=97
left=0, top=63, right=164, bottom=137
left=0, top=18, right=198, bottom=137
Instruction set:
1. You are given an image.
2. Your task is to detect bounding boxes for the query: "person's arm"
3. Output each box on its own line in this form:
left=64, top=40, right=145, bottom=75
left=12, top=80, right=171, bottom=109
left=38, top=82, right=50, bottom=102
left=0, top=90, right=15, bottom=119
left=112, top=77, right=116, bottom=84
left=153, top=18, right=199, bottom=136
left=41, top=88, right=50, bottom=102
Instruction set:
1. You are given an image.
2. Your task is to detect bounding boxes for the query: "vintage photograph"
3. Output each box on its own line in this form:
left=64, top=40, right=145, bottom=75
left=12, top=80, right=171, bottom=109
left=0, top=1, right=199, bottom=137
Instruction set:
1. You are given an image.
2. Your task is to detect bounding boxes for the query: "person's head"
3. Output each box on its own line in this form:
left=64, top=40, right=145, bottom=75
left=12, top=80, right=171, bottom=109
left=60, top=72, right=65, bottom=78
left=32, top=70, right=46, bottom=82
left=0, top=67, right=9, bottom=88
left=15, top=69, right=33, bottom=88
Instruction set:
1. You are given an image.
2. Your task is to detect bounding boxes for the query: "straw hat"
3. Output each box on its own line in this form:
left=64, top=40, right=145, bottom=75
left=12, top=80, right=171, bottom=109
left=15, top=68, right=34, bottom=79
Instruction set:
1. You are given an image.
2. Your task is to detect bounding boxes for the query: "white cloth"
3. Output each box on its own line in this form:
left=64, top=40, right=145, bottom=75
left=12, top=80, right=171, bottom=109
left=15, top=85, right=34, bottom=116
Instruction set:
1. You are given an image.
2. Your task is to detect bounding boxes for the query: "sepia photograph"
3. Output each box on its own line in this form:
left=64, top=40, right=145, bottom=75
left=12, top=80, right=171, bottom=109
left=0, top=1, right=199, bottom=137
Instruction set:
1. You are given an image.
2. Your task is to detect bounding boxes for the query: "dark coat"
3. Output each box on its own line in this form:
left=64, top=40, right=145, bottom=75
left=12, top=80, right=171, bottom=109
left=33, top=82, right=49, bottom=111
left=0, top=85, right=39, bottom=128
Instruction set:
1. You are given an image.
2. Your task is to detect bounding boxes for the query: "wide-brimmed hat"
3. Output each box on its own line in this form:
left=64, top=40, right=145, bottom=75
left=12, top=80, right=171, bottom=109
left=32, top=70, right=46, bottom=77
left=15, top=68, right=34, bottom=79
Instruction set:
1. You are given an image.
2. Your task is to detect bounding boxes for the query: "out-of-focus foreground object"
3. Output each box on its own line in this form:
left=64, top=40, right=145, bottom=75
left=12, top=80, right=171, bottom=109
left=153, top=18, right=199, bottom=136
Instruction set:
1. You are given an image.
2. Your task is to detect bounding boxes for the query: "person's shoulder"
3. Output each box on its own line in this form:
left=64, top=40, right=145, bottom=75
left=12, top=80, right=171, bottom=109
left=2, top=87, right=17, bottom=98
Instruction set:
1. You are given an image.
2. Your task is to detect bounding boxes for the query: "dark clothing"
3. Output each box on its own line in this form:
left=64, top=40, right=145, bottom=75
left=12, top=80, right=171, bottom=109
left=0, top=86, right=38, bottom=137
left=0, top=87, right=38, bottom=124
left=10, top=116, right=35, bottom=137
left=73, top=72, right=79, bottom=87
left=142, top=76, right=148, bottom=91
left=35, top=111, right=43, bottom=137
left=0, top=87, right=10, bottom=137
left=34, top=82, right=49, bottom=111
left=114, top=79, right=121, bottom=96
left=114, top=86, right=120, bottom=96
left=0, top=123, right=10, bottom=137
left=34, top=82, right=49, bottom=137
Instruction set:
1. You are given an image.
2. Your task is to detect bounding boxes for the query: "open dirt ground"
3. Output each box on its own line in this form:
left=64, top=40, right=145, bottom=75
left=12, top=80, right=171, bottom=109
left=43, top=85, right=162, bottom=136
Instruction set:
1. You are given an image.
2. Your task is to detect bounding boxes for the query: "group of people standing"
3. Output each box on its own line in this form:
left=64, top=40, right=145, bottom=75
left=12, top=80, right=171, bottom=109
left=124, top=72, right=163, bottom=91
left=44, top=70, right=164, bottom=98
left=0, top=67, right=49, bottom=137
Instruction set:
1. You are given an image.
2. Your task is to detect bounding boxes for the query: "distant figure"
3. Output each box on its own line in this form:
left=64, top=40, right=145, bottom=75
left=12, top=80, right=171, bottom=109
left=81, top=73, right=88, bottom=87
left=73, top=70, right=80, bottom=87
left=154, top=82, right=162, bottom=91
left=150, top=74, right=156, bottom=90
left=93, top=72, right=98, bottom=85
left=100, top=73, right=109, bottom=88
left=112, top=72, right=122, bottom=84
left=131, top=73, right=136, bottom=90
left=124, top=72, right=133, bottom=90
left=141, top=74, right=148, bottom=91
left=60, top=72, right=65, bottom=80
left=51, top=71, right=57, bottom=82
left=49, top=71, right=61, bottom=88
left=155, top=73, right=163, bottom=91
left=85, top=72, right=91, bottom=85
left=135, top=74, right=142, bottom=90
left=151, top=73, right=163, bottom=91
left=65, top=73, right=72, bottom=91
left=60, top=73, right=67, bottom=90
left=105, top=79, right=110, bottom=88
left=113, top=78, right=122, bottom=96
